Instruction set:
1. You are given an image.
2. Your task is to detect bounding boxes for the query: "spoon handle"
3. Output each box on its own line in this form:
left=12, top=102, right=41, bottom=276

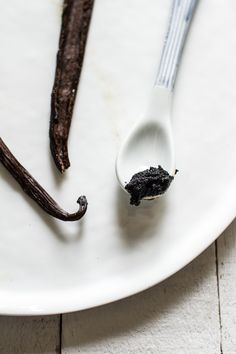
left=155, top=0, right=198, bottom=91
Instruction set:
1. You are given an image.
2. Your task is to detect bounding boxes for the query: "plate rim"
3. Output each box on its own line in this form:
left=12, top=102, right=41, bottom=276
left=1, top=197, right=235, bottom=316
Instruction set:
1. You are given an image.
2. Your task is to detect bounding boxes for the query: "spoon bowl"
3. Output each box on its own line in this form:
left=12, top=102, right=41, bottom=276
left=116, top=87, right=175, bottom=196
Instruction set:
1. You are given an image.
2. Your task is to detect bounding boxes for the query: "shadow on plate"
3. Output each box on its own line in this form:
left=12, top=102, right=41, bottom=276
left=116, top=185, right=167, bottom=246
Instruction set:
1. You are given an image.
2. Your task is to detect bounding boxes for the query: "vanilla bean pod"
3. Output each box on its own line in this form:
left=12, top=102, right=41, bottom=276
left=50, top=0, right=94, bottom=173
left=0, top=138, right=87, bottom=221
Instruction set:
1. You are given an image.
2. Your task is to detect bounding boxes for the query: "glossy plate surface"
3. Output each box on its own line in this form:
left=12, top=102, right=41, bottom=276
left=0, top=0, right=236, bottom=315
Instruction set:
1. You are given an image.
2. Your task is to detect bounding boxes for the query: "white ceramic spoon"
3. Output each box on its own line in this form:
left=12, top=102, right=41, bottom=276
left=116, top=0, right=198, bottom=200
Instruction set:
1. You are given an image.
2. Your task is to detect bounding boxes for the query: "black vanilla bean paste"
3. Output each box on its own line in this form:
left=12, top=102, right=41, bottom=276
left=0, top=137, right=87, bottom=221
left=125, top=166, right=176, bottom=206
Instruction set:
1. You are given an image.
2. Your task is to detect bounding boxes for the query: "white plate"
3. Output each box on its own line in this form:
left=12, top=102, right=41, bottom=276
left=0, top=0, right=236, bottom=315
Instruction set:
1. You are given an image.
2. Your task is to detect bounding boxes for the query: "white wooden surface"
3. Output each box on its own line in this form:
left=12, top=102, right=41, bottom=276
left=0, top=220, right=235, bottom=353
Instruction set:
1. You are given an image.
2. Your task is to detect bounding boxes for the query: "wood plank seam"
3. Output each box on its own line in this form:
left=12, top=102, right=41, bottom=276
left=215, top=241, right=223, bottom=354
left=59, top=314, right=62, bottom=354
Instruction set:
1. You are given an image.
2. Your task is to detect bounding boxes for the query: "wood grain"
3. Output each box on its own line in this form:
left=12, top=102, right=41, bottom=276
left=217, top=219, right=236, bottom=354
left=0, top=315, right=60, bottom=354
left=62, top=245, right=220, bottom=354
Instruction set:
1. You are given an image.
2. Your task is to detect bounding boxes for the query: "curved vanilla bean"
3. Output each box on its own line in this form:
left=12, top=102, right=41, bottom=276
left=0, top=138, right=87, bottom=221
left=50, top=0, right=94, bottom=173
